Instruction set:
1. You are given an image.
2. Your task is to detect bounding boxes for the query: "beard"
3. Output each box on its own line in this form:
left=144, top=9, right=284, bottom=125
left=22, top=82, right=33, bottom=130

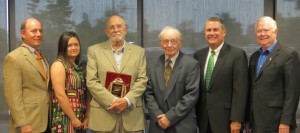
left=110, top=33, right=125, bottom=43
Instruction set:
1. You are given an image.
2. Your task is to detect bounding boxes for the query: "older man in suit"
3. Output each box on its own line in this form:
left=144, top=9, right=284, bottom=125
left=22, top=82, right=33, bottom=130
left=246, top=16, right=300, bottom=133
left=144, top=26, right=200, bottom=133
left=3, top=18, right=50, bottom=133
left=193, top=17, right=249, bottom=133
left=86, top=15, right=147, bottom=133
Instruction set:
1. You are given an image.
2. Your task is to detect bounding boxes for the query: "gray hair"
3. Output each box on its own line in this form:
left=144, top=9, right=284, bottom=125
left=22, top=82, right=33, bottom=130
left=256, top=16, right=277, bottom=31
left=158, top=26, right=182, bottom=40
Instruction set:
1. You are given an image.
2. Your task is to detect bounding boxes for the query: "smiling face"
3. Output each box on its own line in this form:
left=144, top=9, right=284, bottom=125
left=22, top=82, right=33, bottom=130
left=67, top=37, right=80, bottom=61
left=255, top=19, right=277, bottom=51
left=20, top=18, right=43, bottom=49
left=204, top=21, right=226, bottom=50
left=104, top=16, right=128, bottom=43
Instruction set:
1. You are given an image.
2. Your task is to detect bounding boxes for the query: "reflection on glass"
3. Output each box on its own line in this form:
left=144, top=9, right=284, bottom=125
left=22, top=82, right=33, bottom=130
left=14, top=0, right=137, bottom=63
left=144, top=0, right=263, bottom=61
left=0, top=0, right=9, bottom=133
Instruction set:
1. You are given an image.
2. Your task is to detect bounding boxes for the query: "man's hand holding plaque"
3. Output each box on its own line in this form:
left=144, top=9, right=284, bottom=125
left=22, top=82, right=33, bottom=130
left=105, top=71, right=132, bottom=113
left=107, top=98, right=128, bottom=113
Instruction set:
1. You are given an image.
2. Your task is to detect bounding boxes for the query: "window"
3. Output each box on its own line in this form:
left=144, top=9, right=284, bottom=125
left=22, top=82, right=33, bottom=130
left=276, top=0, right=300, bottom=53
left=0, top=0, right=8, bottom=132
left=13, top=0, right=137, bottom=63
left=276, top=0, right=300, bottom=130
left=144, top=0, right=264, bottom=60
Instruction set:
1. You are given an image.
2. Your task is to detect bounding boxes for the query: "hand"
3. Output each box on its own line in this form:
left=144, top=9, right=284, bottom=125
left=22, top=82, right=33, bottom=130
left=71, top=118, right=83, bottom=130
left=279, top=123, right=290, bottom=133
left=230, top=121, right=241, bottom=133
left=245, top=122, right=252, bottom=133
left=157, top=114, right=171, bottom=129
left=20, top=124, right=32, bottom=133
left=107, top=98, right=128, bottom=113
left=82, top=117, right=89, bottom=130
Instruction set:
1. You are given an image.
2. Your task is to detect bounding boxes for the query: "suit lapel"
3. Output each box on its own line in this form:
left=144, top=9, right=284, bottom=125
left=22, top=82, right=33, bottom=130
left=164, top=52, right=183, bottom=101
left=102, top=41, right=118, bottom=72
left=21, top=45, right=46, bottom=80
left=208, top=44, right=229, bottom=91
left=119, top=43, right=131, bottom=72
left=251, top=51, right=260, bottom=81
left=200, top=48, right=209, bottom=90
left=155, top=55, right=166, bottom=93
left=256, top=44, right=280, bottom=79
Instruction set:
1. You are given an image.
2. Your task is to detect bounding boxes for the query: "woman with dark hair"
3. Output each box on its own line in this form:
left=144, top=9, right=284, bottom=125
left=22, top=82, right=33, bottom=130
left=51, top=31, right=90, bottom=133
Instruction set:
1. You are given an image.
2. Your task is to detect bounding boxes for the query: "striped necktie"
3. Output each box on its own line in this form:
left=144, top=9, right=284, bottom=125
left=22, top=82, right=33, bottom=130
left=164, top=58, right=172, bottom=86
left=205, top=51, right=215, bottom=90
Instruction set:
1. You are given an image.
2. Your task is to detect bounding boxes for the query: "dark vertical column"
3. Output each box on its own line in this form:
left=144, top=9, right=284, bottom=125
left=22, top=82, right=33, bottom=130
left=8, top=0, right=15, bottom=52
left=264, top=0, right=276, bottom=19
left=137, top=0, right=143, bottom=47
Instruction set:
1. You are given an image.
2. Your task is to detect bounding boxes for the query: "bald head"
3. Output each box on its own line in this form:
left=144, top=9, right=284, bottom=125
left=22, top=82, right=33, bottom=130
left=106, top=15, right=126, bottom=28
left=20, top=18, right=41, bottom=31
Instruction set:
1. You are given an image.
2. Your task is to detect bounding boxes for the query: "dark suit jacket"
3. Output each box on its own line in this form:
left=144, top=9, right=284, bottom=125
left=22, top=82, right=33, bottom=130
left=144, top=52, right=200, bottom=133
left=193, top=43, right=248, bottom=133
left=248, top=43, right=300, bottom=132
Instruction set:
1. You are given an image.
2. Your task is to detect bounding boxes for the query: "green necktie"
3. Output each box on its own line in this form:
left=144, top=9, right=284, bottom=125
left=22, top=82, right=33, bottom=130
left=164, top=58, right=172, bottom=86
left=205, top=51, right=215, bottom=90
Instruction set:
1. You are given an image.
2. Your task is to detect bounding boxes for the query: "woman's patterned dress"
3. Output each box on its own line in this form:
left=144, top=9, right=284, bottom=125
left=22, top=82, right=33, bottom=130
left=51, top=59, right=87, bottom=133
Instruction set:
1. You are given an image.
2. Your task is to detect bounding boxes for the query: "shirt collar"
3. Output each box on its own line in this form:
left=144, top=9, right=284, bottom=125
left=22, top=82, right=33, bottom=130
left=23, top=43, right=37, bottom=54
left=111, top=41, right=126, bottom=54
left=209, top=42, right=224, bottom=56
left=165, top=51, right=179, bottom=64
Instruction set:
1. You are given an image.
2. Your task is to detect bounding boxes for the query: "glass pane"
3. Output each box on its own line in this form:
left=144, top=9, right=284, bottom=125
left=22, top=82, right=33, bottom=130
left=276, top=0, right=300, bottom=131
left=0, top=0, right=9, bottom=132
left=14, top=0, right=137, bottom=63
left=144, top=0, right=264, bottom=60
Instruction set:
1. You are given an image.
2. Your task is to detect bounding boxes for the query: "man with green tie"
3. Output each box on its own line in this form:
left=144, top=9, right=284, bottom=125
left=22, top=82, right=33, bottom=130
left=193, top=17, right=249, bottom=133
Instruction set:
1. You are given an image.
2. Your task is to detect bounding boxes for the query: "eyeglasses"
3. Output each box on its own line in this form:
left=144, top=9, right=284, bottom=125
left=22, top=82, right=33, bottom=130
left=107, top=24, right=125, bottom=31
left=161, top=39, right=178, bottom=45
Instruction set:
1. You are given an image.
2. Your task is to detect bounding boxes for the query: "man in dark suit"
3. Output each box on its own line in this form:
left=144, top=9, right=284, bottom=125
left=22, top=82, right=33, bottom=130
left=193, top=17, right=249, bottom=133
left=246, top=16, right=300, bottom=133
left=144, top=26, right=200, bottom=133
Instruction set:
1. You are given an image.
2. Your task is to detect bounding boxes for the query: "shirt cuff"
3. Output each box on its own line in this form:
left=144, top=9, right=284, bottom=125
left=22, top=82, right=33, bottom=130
left=124, top=97, right=132, bottom=108
left=20, top=123, right=29, bottom=128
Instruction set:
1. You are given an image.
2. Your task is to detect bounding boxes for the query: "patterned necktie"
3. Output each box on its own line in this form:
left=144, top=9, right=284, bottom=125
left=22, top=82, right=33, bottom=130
left=205, top=51, right=215, bottom=90
left=164, top=58, right=172, bottom=86
left=35, top=50, right=47, bottom=79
